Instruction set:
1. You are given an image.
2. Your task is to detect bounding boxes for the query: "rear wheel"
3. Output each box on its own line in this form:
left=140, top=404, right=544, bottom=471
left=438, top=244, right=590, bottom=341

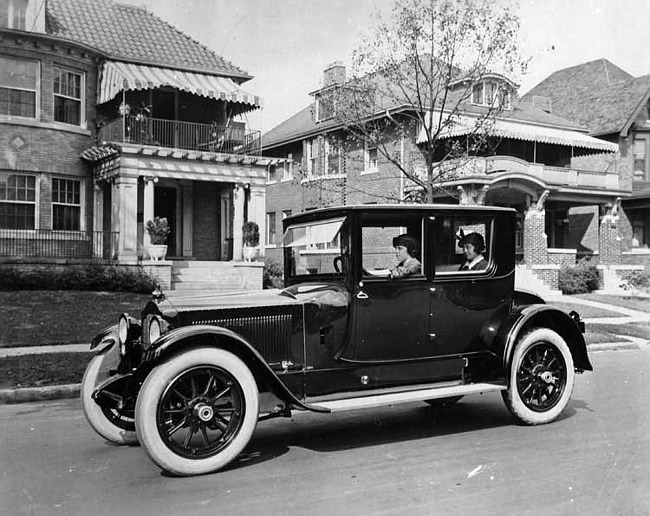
left=135, top=348, right=258, bottom=476
left=81, top=355, right=138, bottom=445
left=502, top=328, right=574, bottom=425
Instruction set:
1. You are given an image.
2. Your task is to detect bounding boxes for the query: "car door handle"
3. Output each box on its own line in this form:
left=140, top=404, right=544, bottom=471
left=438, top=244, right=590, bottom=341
left=356, top=291, right=369, bottom=299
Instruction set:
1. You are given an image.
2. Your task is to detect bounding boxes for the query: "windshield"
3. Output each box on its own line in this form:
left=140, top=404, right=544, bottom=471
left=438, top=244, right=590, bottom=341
left=283, top=216, right=348, bottom=277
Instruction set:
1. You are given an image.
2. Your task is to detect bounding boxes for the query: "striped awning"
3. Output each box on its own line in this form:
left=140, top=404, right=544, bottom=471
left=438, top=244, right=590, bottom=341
left=417, top=115, right=618, bottom=153
left=98, top=61, right=262, bottom=108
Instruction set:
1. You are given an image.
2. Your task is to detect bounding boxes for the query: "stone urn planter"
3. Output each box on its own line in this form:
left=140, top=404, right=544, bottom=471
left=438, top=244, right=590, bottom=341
left=146, top=217, right=171, bottom=261
left=242, top=221, right=260, bottom=262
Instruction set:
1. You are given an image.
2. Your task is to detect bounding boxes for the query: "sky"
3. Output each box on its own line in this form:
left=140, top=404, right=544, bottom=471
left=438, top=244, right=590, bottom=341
left=122, top=0, right=650, bottom=134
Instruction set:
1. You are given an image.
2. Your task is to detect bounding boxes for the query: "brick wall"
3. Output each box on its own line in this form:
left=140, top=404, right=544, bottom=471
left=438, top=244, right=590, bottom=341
left=1, top=36, right=99, bottom=233
left=599, top=215, right=622, bottom=265
left=524, top=209, right=547, bottom=264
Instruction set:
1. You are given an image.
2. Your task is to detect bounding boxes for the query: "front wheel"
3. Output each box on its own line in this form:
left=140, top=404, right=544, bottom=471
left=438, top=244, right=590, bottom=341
left=81, top=355, right=138, bottom=445
left=502, top=328, right=575, bottom=425
left=135, top=348, right=259, bottom=476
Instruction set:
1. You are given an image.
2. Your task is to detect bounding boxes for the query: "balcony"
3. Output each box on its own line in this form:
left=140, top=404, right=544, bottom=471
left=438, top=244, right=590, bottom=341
left=425, top=156, right=621, bottom=191
left=0, top=230, right=119, bottom=261
left=97, top=116, right=262, bottom=156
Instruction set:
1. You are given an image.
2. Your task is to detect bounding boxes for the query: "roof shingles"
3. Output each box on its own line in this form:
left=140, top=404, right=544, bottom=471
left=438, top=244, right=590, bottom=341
left=522, top=58, right=650, bottom=136
left=46, top=0, right=250, bottom=80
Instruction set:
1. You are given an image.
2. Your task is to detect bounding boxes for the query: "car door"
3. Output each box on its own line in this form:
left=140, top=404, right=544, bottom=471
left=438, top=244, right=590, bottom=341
left=428, top=213, right=513, bottom=357
left=339, top=213, right=433, bottom=361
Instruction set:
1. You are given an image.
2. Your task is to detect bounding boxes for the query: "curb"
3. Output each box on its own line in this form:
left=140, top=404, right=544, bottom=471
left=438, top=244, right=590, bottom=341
left=0, top=383, right=80, bottom=404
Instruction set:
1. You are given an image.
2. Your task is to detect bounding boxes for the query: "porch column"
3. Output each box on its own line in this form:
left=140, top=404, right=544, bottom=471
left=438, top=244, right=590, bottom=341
left=143, top=177, right=155, bottom=247
left=93, top=183, right=104, bottom=259
left=115, top=175, right=139, bottom=263
left=524, top=191, right=549, bottom=265
left=599, top=198, right=622, bottom=265
left=233, top=183, right=245, bottom=261
left=249, top=185, right=266, bottom=255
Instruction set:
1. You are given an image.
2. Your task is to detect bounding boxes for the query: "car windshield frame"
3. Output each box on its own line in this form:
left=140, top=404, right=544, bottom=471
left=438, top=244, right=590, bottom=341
left=283, top=216, right=348, bottom=280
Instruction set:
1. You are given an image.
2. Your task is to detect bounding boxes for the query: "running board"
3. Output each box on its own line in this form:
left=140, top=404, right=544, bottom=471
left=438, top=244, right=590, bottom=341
left=310, top=382, right=506, bottom=413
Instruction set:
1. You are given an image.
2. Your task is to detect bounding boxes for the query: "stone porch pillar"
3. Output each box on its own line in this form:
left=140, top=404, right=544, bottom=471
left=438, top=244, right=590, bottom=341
left=599, top=198, right=622, bottom=265
left=524, top=190, right=549, bottom=265
left=143, top=177, right=155, bottom=247
left=115, top=175, right=139, bottom=263
left=249, top=185, right=266, bottom=255
left=232, top=183, right=245, bottom=261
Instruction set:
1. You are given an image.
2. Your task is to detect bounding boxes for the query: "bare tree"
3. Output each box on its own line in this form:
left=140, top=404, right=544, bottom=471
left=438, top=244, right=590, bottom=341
left=330, top=0, right=525, bottom=203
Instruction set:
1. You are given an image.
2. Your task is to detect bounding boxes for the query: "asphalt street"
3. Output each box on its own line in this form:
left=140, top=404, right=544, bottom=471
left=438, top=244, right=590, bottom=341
left=1, top=346, right=648, bottom=516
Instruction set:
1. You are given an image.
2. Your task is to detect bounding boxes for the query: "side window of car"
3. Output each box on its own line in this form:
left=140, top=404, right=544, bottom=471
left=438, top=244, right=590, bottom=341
left=360, top=215, right=424, bottom=279
left=432, top=215, right=492, bottom=275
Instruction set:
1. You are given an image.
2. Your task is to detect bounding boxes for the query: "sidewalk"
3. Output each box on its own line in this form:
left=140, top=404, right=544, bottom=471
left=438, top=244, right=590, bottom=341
left=1, top=295, right=648, bottom=404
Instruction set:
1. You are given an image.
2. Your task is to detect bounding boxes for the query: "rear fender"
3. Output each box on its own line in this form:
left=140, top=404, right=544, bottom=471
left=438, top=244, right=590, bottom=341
left=144, top=325, right=329, bottom=413
left=495, top=304, right=592, bottom=377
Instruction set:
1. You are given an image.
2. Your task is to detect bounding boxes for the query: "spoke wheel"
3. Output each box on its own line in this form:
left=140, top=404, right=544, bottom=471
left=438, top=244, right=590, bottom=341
left=81, top=355, right=138, bottom=445
left=502, top=328, right=575, bottom=425
left=136, top=348, right=258, bottom=476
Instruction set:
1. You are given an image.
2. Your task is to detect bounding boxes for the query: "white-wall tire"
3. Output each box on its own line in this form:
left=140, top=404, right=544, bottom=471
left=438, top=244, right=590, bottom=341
left=502, top=328, right=575, bottom=425
left=135, top=348, right=258, bottom=476
left=81, top=354, right=138, bottom=445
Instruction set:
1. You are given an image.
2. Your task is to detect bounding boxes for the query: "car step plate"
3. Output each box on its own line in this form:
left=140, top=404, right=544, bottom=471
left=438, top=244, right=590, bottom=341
left=311, top=383, right=506, bottom=413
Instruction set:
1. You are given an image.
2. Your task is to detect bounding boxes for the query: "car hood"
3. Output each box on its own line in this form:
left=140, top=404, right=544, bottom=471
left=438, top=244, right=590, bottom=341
left=158, top=288, right=301, bottom=314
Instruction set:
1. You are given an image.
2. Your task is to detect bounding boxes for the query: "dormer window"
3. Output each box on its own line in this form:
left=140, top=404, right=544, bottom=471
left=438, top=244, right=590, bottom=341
left=316, top=95, right=336, bottom=122
left=472, top=80, right=511, bottom=110
left=0, top=0, right=28, bottom=30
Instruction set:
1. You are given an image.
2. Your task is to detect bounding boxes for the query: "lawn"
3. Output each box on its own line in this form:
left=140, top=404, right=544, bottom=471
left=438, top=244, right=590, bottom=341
left=0, top=352, right=91, bottom=389
left=574, top=293, right=650, bottom=313
left=0, top=290, right=150, bottom=348
left=546, top=301, right=621, bottom=319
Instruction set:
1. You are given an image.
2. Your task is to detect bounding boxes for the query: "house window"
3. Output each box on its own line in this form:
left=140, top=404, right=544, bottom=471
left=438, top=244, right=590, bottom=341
left=472, top=80, right=511, bottom=110
left=268, top=165, right=277, bottom=182
left=266, top=212, right=277, bottom=245
left=0, top=56, right=38, bottom=118
left=281, top=153, right=293, bottom=181
left=633, top=137, right=647, bottom=181
left=364, top=141, right=378, bottom=173
left=53, top=67, right=83, bottom=126
left=52, top=178, right=81, bottom=230
left=0, top=172, right=36, bottom=229
left=307, top=138, right=319, bottom=175
left=0, top=0, right=27, bottom=30
left=316, top=95, right=336, bottom=122
left=326, top=138, right=342, bottom=175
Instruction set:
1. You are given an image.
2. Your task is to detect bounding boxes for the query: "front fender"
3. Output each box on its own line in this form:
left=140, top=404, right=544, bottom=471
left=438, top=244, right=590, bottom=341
left=90, top=324, right=118, bottom=353
left=143, top=325, right=329, bottom=413
left=495, top=304, right=592, bottom=375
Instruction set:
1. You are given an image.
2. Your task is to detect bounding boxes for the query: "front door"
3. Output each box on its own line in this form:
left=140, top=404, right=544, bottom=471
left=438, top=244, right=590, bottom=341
left=155, top=186, right=177, bottom=257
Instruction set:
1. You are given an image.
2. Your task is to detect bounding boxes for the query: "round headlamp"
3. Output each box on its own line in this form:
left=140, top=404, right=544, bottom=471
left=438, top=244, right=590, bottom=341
left=118, top=314, right=130, bottom=346
left=148, top=316, right=162, bottom=344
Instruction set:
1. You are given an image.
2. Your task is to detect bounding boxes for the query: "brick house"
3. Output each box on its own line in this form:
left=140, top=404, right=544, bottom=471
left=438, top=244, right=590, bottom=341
left=1, top=0, right=275, bottom=290
left=262, top=63, right=637, bottom=293
left=523, top=58, right=650, bottom=271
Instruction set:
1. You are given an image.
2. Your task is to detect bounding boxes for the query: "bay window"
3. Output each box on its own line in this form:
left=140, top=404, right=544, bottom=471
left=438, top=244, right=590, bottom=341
left=52, top=178, right=81, bottom=230
left=54, top=67, right=83, bottom=126
left=0, top=172, right=36, bottom=229
left=0, top=56, right=38, bottom=118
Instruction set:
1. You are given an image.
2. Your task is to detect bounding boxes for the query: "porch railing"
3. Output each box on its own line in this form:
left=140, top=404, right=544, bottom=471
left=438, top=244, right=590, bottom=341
left=98, top=116, right=262, bottom=156
left=0, top=230, right=119, bottom=260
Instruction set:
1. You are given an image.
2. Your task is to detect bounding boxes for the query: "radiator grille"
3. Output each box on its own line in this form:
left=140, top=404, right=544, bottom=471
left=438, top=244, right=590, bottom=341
left=194, top=313, right=293, bottom=362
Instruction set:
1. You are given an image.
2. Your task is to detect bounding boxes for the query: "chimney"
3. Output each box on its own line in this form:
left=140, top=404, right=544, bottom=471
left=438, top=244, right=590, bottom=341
left=531, top=95, right=552, bottom=113
left=323, top=61, right=346, bottom=88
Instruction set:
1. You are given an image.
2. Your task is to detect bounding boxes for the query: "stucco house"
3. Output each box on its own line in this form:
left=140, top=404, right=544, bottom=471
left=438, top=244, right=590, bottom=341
left=262, top=62, right=637, bottom=293
left=1, top=0, right=276, bottom=290
left=523, top=58, right=650, bottom=270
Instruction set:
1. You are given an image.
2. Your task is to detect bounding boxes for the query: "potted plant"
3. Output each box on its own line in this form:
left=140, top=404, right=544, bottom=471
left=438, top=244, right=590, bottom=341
left=146, top=217, right=170, bottom=261
left=242, top=221, right=260, bottom=262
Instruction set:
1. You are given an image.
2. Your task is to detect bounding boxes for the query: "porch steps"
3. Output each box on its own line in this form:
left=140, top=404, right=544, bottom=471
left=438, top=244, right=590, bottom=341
left=515, top=265, right=562, bottom=300
left=171, top=260, right=252, bottom=291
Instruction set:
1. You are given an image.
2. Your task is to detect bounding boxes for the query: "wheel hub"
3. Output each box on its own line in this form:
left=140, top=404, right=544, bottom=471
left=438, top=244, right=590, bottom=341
left=193, top=402, right=214, bottom=422
left=539, top=371, right=555, bottom=384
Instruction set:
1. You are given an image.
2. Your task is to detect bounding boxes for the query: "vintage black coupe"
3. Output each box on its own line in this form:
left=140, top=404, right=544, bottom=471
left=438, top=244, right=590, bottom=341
left=82, top=204, right=591, bottom=476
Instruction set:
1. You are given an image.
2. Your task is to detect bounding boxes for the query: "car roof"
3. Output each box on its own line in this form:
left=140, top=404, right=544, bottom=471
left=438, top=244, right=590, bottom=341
left=284, top=204, right=516, bottom=224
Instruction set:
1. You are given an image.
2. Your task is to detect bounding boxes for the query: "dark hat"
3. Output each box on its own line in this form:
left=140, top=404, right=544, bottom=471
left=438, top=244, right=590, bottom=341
left=459, top=232, right=485, bottom=253
left=392, top=234, right=419, bottom=254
